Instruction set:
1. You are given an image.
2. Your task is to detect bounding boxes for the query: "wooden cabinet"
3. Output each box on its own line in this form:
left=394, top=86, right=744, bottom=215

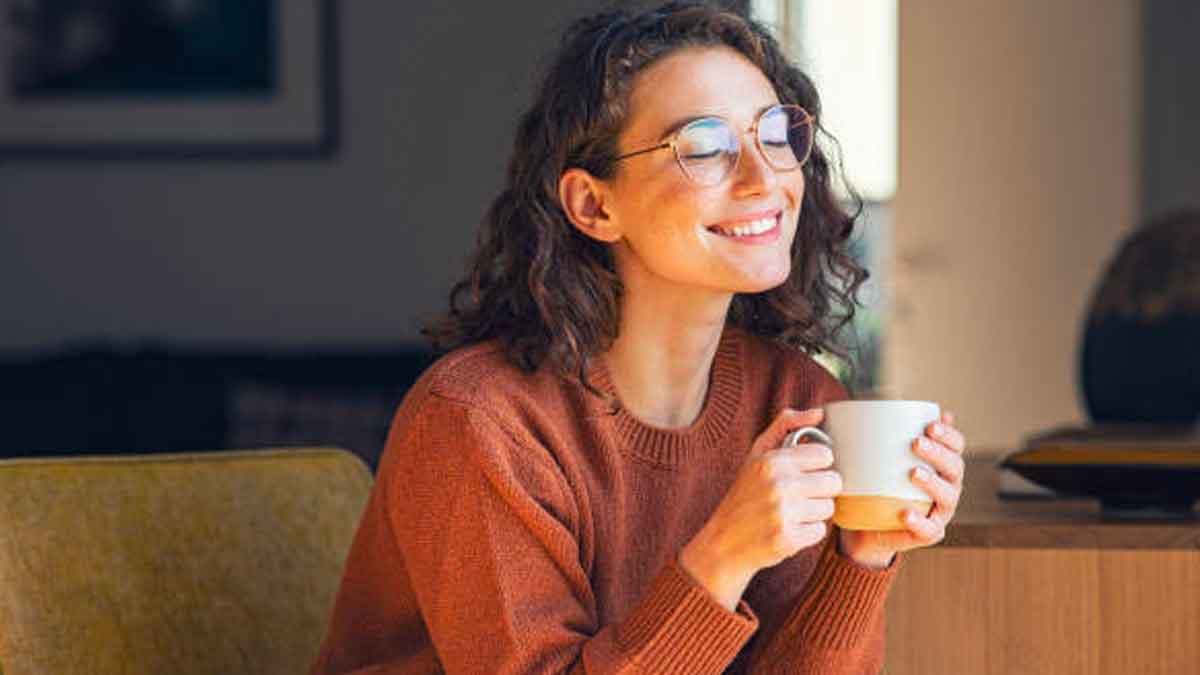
left=883, top=457, right=1200, bottom=675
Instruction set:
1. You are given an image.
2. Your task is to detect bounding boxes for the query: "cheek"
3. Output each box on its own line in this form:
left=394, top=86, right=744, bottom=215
left=787, top=171, right=807, bottom=211
left=621, top=172, right=706, bottom=238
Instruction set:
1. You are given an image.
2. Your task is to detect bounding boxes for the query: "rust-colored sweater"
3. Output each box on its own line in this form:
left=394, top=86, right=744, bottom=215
left=311, top=326, right=899, bottom=674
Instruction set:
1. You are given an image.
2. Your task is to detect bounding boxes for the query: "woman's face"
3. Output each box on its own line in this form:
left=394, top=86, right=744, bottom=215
left=603, top=46, right=805, bottom=300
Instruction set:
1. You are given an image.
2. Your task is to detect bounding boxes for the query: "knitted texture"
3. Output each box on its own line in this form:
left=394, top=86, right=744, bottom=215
left=311, top=327, right=899, bottom=674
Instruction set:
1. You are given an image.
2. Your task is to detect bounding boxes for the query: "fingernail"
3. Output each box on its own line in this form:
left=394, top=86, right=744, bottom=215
left=914, top=467, right=930, bottom=481
left=932, top=423, right=943, bottom=436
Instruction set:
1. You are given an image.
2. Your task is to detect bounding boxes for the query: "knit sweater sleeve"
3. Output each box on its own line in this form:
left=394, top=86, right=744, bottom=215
left=377, top=391, right=759, bottom=674
left=741, top=533, right=898, bottom=673
left=740, top=364, right=901, bottom=674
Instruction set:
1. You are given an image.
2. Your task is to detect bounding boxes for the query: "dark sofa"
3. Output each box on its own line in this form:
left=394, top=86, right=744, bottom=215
left=1, top=343, right=436, bottom=472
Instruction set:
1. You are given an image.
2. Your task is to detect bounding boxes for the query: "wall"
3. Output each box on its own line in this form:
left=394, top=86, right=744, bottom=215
left=886, top=0, right=1141, bottom=451
left=1143, top=0, right=1200, bottom=221
left=1, top=1, right=1159, bottom=456
left=0, top=1, right=594, bottom=352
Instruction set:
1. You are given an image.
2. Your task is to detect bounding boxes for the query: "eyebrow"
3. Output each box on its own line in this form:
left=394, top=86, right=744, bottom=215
left=654, top=103, right=780, bottom=142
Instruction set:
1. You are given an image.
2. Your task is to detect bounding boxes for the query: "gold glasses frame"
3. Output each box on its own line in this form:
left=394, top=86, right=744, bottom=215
left=611, top=103, right=815, bottom=186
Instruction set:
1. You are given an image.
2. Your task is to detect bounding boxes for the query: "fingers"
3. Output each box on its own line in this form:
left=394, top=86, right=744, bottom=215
left=913, top=436, right=965, bottom=485
left=900, top=412, right=964, bottom=550
left=927, top=416, right=966, bottom=454
left=752, top=407, right=825, bottom=455
left=786, top=495, right=836, bottom=523
left=771, top=443, right=834, bottom=472
left=781, top=521, right=829, bottom=552
left=757, top=453, right=842, bottom=493
left=911, top=466, right=959, bottom=519
left=793, top=469, right=843, bottom=498
left=902, top=509, right=946, bottom=544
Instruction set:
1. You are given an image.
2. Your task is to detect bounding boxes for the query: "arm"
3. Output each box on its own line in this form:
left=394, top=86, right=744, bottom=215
left=360, top=392, right=758, bottom=674
left=741, top=531, right=898, bottom=673
left=739, top=368, right=900, bottom=673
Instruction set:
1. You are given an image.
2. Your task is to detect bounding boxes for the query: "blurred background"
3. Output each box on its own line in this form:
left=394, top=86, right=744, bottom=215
left=0, top=0, right=1195, bottom=468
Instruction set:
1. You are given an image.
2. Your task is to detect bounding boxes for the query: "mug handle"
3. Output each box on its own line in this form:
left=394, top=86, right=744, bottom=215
left=782, top=426, right=833, bottom=448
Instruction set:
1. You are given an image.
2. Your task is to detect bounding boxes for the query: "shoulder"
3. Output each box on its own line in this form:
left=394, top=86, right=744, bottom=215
left=415, top=341, right=581, bottom=413
left=417, top=340, right=532, bottom=404
left=378, top=342, right=582, bottom=518
left=391, top=340, right=590, bottom=457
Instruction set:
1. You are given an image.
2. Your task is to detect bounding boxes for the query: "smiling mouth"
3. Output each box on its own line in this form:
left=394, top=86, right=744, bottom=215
left=706, top=211, right=782, bottom=239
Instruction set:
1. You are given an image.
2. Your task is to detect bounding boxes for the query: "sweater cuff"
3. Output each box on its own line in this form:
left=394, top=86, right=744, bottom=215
left=784, top=534, right=900, bottom=649
left=614, top=559, right=759, bottom=674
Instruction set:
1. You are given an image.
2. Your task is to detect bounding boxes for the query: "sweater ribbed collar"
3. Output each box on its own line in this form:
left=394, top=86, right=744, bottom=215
left=588, top=326, right=744, bottom=468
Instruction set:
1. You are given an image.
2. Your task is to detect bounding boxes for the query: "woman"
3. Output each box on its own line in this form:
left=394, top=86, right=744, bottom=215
left=312, top=2, right=966, bottom=673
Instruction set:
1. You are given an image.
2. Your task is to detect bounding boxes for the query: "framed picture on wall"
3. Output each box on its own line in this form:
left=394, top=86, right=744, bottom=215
left=0, top=0, right=338, bottom=159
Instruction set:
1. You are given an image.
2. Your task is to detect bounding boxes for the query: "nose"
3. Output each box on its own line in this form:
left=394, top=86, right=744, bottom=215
left=730, top=131, right=779, bottom=197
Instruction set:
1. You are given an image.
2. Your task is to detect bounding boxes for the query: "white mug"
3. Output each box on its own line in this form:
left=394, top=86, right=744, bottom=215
left=784, top=400, right=940, bottom=531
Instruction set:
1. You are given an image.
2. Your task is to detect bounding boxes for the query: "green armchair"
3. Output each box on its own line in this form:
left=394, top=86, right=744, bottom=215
left=0, top=447, right=371, bottom=674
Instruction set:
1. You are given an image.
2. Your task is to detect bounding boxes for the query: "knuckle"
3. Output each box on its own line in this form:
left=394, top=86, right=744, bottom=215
left=939, top=483, right=956, bottom=504
left=808, top=470, right=841, bottom=495
left=754, top=458, right=775, bottom=481
left=952, top=455, right=966, bottom=479
left=772, top=535, right=794, bottom=558
left=768, top=509, right=787, bottom=534
left=777, top=533, right=796, bottom=554
left=766, top=484, right=785, bottom=509
left=828, top=471, right=844, bottom=494
left=771, top=526, right=796, bottom=555
left=791, top=445, right=821, bottom=467
left=774, top=410, right=800, bottom=431
left=799, top=521, right=827, bottom=545
left=813, top=445, right=834, bottom=466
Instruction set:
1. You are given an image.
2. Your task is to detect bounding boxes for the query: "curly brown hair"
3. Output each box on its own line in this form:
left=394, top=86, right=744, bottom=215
left=423, top=0, right=871, bottom=396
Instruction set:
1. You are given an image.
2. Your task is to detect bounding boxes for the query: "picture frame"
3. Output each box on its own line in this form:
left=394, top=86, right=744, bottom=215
left=0, top=0, right=338, bottom=160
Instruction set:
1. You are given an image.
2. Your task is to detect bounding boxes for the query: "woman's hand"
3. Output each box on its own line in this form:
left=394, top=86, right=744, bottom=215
left=679, top=408, right=841, bottom=611
left=837, top=409, right=967, bottom=569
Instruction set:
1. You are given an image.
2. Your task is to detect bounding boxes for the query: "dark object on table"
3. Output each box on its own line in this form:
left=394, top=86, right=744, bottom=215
left=1001, top=425, right=1200, bottom=517
left=0, top=343, right=434, bottom=472
left=1080, top=209, right=1200, bottom=425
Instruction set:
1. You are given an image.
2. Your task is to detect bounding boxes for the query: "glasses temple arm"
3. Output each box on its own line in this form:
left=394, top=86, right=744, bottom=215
left=612, top=142, right=672, bottom=162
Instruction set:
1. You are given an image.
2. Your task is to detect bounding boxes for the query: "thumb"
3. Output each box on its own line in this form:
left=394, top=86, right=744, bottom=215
left=751, top=407, right=825, bottom=456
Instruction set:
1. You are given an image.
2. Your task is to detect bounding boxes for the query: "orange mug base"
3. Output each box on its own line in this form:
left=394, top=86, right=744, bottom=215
left=833, top=495, right=933, bottom=531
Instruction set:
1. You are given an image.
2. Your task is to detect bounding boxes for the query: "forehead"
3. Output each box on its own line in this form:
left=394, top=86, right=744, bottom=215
left=622, top=45, right=779, bottom=141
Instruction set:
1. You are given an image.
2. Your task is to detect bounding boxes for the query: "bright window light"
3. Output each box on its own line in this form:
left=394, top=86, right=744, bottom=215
left=751, top=0, right=897, bottom=202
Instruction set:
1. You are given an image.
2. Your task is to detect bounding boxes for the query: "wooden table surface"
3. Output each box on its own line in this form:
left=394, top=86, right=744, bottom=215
left=946, top=454, right=1200, bottom=550
left=885, top=453, right=1200, bottom=674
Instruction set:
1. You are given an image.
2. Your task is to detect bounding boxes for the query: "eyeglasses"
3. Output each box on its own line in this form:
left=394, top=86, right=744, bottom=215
left=612, top=104, right=814, bottom=187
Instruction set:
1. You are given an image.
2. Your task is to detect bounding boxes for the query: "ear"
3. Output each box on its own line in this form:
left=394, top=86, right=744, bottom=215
left=558, top=168, right=622, bottom=243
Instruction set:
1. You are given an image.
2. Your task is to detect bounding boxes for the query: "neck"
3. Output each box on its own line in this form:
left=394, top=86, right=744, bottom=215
left=602, top=271, right=733, bottom=429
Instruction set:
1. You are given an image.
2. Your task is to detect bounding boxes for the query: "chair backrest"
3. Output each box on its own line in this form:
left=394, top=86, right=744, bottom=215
left=0, top=447, right=372, bottom=675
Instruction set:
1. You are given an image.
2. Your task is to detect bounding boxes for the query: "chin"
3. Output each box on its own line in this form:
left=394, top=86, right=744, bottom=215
left=734, top=271, right=791, bottom=295
left=739, top=259, right=793, bottom=293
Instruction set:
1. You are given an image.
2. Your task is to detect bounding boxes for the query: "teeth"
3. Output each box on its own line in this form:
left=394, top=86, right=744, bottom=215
left=715, top=215, right=776, bottom=237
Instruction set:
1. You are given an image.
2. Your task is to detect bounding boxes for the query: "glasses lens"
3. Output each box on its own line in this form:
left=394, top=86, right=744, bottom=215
left=675, top=118, right=738, bottom=186
left=758, top=105, right=813, bottom=170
